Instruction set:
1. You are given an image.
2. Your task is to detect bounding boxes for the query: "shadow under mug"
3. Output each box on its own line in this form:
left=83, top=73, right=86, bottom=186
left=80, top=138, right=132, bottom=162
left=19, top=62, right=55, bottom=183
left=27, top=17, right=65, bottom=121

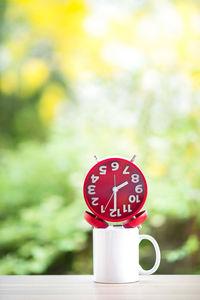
left=93, top=226, right=161, bottom=283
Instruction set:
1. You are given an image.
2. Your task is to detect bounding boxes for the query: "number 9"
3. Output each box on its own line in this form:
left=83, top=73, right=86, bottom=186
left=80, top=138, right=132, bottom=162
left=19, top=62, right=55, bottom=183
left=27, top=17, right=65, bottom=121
left=111, top=162, right=119, bottom=171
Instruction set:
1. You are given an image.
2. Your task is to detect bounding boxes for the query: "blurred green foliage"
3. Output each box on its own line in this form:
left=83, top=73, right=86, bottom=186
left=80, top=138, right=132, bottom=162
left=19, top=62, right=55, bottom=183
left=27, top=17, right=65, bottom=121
left=0, top=138, right=88, bottom=274
left=0, top=0, right=200, bottom=274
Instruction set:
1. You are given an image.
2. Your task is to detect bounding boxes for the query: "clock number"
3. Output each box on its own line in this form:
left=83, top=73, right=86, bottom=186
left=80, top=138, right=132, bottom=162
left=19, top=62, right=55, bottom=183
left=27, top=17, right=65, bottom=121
left=109, top=209, right=117, bottom=217
left=117, top=208, right=121, bottom=216
left=123, top=204, right=127, bottom=212
left=129, top=195, right=135, bottom=203
left=128, top=204, right=132, bottom=212
left=91, top=197, right=98, bottom=206
left=101, top=205, right=105, bottom=213
left=131, top=174, right=140, bottom=183
left=135, top=184, right=143, bottom=193
left=129, top=195, right=141, bottom=203
left=111, top=162, right=119, bottom=171
left=99, top=165, right=106, bottom=175
left=87, top=185, right=96, bottom=195
left=123, top=166, right=130, bottom=174
left=91, top=174, right=99, bottom=183
left=123, top=204, right=132, bottom=213
left=109, top=208, right=121, bottom=217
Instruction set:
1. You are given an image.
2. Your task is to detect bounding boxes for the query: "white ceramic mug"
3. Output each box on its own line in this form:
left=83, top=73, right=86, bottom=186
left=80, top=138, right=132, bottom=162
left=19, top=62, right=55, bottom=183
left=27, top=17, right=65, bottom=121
left=93, top=226, right=160, bottom=283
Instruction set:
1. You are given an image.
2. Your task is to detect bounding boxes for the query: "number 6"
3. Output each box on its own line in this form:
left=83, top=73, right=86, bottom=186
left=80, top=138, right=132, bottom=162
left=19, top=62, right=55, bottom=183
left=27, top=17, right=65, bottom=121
left=111, top=162, right=119, bottom=171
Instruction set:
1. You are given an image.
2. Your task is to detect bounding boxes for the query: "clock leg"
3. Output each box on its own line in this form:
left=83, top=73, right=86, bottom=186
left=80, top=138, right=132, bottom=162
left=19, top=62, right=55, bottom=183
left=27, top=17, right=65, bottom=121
left=84, top=211, right=108, bottom=228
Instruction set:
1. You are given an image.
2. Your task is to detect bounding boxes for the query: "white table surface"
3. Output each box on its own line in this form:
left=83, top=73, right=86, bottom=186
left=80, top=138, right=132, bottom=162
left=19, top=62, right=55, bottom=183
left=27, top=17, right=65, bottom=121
left=0, top=275, right=200, bottom=300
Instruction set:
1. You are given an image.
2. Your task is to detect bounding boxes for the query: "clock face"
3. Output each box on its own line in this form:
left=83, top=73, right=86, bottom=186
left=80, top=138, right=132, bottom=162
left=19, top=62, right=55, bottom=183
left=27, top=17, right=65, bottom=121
left=83, top=157, right=147, bottom=222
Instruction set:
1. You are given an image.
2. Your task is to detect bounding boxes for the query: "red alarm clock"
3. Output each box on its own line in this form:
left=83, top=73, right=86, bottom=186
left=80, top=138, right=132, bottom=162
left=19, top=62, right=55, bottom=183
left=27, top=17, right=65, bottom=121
left=83, top=157, right=147, bottom=222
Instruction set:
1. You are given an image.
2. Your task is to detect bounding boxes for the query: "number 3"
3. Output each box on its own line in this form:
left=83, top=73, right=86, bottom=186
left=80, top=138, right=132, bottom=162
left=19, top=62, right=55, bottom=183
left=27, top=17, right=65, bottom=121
left=88, top=185, right=96, bottom=195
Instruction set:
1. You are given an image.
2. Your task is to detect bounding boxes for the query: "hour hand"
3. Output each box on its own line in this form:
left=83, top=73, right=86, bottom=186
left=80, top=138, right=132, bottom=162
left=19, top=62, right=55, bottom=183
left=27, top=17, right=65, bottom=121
left=115, top=181, right=128, bottom=191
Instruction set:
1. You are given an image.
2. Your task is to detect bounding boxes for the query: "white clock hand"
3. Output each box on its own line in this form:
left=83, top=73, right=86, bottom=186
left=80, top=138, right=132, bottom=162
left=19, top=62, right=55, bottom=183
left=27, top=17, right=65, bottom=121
left=115, top=181, right=128, bottom=191
left=113, top=175, right=117, bottom=211
left=104, top=192, right=114, bottom=210
left=114, top=174, right=116, bottom=187
left=113, top=189, right=117, bottom=211
left=112, top=181, right=128, bottom=211
left=104, top=175, right=118, bottom=211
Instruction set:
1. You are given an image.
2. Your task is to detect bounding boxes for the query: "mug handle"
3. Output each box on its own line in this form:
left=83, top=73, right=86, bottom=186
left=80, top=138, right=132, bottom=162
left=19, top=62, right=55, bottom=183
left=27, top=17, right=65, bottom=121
left=139, top=234, right=161, bottom=275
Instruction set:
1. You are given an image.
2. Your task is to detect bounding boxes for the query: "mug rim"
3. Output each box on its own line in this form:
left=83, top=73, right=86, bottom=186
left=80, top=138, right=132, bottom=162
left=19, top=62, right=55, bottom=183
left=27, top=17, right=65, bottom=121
left=93, top=225, right=139, bottom=231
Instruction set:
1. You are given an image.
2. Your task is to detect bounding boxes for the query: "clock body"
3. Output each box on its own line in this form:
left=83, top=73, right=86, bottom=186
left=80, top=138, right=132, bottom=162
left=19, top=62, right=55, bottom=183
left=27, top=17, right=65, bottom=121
left=83, top=157, right=147, bottom=222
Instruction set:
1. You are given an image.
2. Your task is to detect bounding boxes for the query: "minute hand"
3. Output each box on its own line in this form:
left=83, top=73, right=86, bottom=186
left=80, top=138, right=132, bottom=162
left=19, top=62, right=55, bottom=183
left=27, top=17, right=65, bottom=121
left=116, top=181, right=128, bottom=191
